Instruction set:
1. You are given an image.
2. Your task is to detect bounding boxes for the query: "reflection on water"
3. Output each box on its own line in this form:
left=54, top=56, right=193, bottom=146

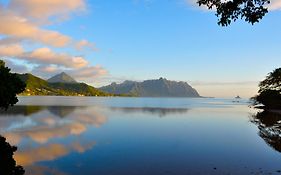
left=48, top=106, right=84, bottom=118
left=110, top=107, right=189, bottom=117
left=0, top=105, right=87, bottom=118
left=251, top=110, right=281, bottom=153
left=0, top=106, right=45, bottom=116
left=0, top=105, right=106, bottom=175
left=0, top=97, right=281, bottom=175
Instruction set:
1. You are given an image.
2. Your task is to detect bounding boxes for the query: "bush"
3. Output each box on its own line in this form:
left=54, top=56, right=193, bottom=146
left=0, top=60, right=26, bottom=110
left=255, top=90, right=281, bottom=109
left=0, top=136, right=25, bottom=175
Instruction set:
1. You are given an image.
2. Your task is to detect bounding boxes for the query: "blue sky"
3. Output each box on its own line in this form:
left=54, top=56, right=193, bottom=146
left=1, top=0, right=281, bottom=97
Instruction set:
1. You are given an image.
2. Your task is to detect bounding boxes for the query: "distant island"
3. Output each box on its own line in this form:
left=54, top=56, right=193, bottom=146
left=16, top=73, right=200, bottom=97
left=100, top=77, right=200, bottom=97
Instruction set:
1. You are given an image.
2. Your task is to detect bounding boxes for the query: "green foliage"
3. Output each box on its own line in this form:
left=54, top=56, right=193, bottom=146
left=16, top=73, right=117, bottom=96
left=197, top=0, right=269, bottom=26
left=253, top=68, right=281, bottom=109
left=0, top=135, right=25, bottom=175
left=100, top=78, right=200, bottom=97
left=0, top=60, right=26, bottom=110
left=0, top=60, right=5, bottom=67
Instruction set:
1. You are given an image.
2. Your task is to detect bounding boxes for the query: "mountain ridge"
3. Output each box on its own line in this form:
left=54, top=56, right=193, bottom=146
left=100, top=77, right=200, bottom=97
left=17, top=73, right=111, bottom=96
left=16, top=72, right=200, bottom=97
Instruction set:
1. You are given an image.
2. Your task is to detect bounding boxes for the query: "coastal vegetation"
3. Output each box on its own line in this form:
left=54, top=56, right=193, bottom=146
left=16, top=73, right=123, bottom=97
left=0, top=60, right=25, bottom=110
left=252, top=68, right=281, bottom=109
left=0, top=61, right=25, bottom=174
left=0, top=136, right=25, bottom=175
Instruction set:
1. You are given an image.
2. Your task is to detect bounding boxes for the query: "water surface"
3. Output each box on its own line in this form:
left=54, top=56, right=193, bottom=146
left=0, top=97, right=281, bottom=175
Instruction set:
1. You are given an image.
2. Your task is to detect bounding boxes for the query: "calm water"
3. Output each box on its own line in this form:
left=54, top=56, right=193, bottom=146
left=1, top=96, right=281, bottom=175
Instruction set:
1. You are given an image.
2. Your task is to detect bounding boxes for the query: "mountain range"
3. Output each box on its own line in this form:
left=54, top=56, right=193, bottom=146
left=17, top=73, right=110, bottom=96
left=16, top=73, right=200, bottom=97
left=99, top=77, right=200, bottom=97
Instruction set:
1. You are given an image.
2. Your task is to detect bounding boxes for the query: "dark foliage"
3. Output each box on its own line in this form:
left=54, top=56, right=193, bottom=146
left=255, top=90, right=281, bottom=109
left=259, top=68, right=281, bottom=93
left=0, top=60, right=26, bottom=110
left=251, top=111, right=281, bottom=153
left=197, top=0, right=270, bottom=26
left=0, top=135, right=25, bottom=175
left=253, top=68, right=281, bottom=109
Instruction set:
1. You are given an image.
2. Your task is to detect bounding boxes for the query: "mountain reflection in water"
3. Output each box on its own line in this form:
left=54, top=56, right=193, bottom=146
left=110, top=107, right=189, bottom=117
left=251, top=110, right=281, bottom=153
left=1, top=97, right=281, bottom=175
left=0, top=105, right=86, bottom=118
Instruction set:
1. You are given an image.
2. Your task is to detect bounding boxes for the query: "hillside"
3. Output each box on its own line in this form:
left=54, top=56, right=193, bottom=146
left=17, top=73, right=110, bottom=96
left=100, top=78, right=200, bottom=97
left=48, top=72, right=77, bottom=83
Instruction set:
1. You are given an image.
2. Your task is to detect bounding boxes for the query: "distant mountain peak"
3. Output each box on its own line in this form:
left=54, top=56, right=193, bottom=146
left=47, top=72, right=77, bottom=84
left=100, top=78, right=200, bottom=97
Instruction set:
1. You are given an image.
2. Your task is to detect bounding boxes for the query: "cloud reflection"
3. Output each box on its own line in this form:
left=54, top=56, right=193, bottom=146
left=24, top=165, right=68, bottom=175
left=0, top=105, right=107, bottom=175
left=1, top=107, right=106, bottom=144
left=15, top=141, right=96, bottom=166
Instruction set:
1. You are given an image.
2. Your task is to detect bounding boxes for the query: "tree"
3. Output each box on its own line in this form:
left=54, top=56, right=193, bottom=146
left=259, top=68, right=281, bottom=93
left=0, top=136, right=25, bottom=175
left=253, top=68, right=281, bottom=109
left=0, top=60, right=26, bottom=110
left=197, top=0, right=270, bottom=26
left=254, top=90, right=281, bottom=109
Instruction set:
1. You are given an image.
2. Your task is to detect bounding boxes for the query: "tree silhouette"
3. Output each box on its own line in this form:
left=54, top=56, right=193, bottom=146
left=0, top=135, right=25, bottom=175
left=252, top=68, right=281, bottom=109
left=259, top=68, right=281, bottom=93
left=197, top=0, right=270, bottom=26
left=0, top=60, right=26, bottom=110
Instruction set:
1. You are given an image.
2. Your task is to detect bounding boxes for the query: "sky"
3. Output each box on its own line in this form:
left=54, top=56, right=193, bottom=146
left=0, top=0, right=281, bottom=98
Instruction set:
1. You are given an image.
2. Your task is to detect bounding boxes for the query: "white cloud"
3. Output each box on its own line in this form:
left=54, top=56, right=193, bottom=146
left=0, top=44, right=23, bottom=57
left=70, top=66, right=108, bottom=80
left=0, top=45, right=89, bottom=69
left=3, top=58, right=28, bottom=73
left=22, top=47, right=88, bottom=68
left=9, top=0, right=86, bottom=22
left=0, top=0, right=107, bottom=82
left=0, top=10, right=70, bottom=47
left=76, top=39, right=98, bottom=51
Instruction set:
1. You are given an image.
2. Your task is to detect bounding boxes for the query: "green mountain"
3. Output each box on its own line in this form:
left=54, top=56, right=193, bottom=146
left=17, top=73, right=110, bottom=96
left=48, top=72, right=77, bottom=83
left=100, top=78, right=200, bottom=97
